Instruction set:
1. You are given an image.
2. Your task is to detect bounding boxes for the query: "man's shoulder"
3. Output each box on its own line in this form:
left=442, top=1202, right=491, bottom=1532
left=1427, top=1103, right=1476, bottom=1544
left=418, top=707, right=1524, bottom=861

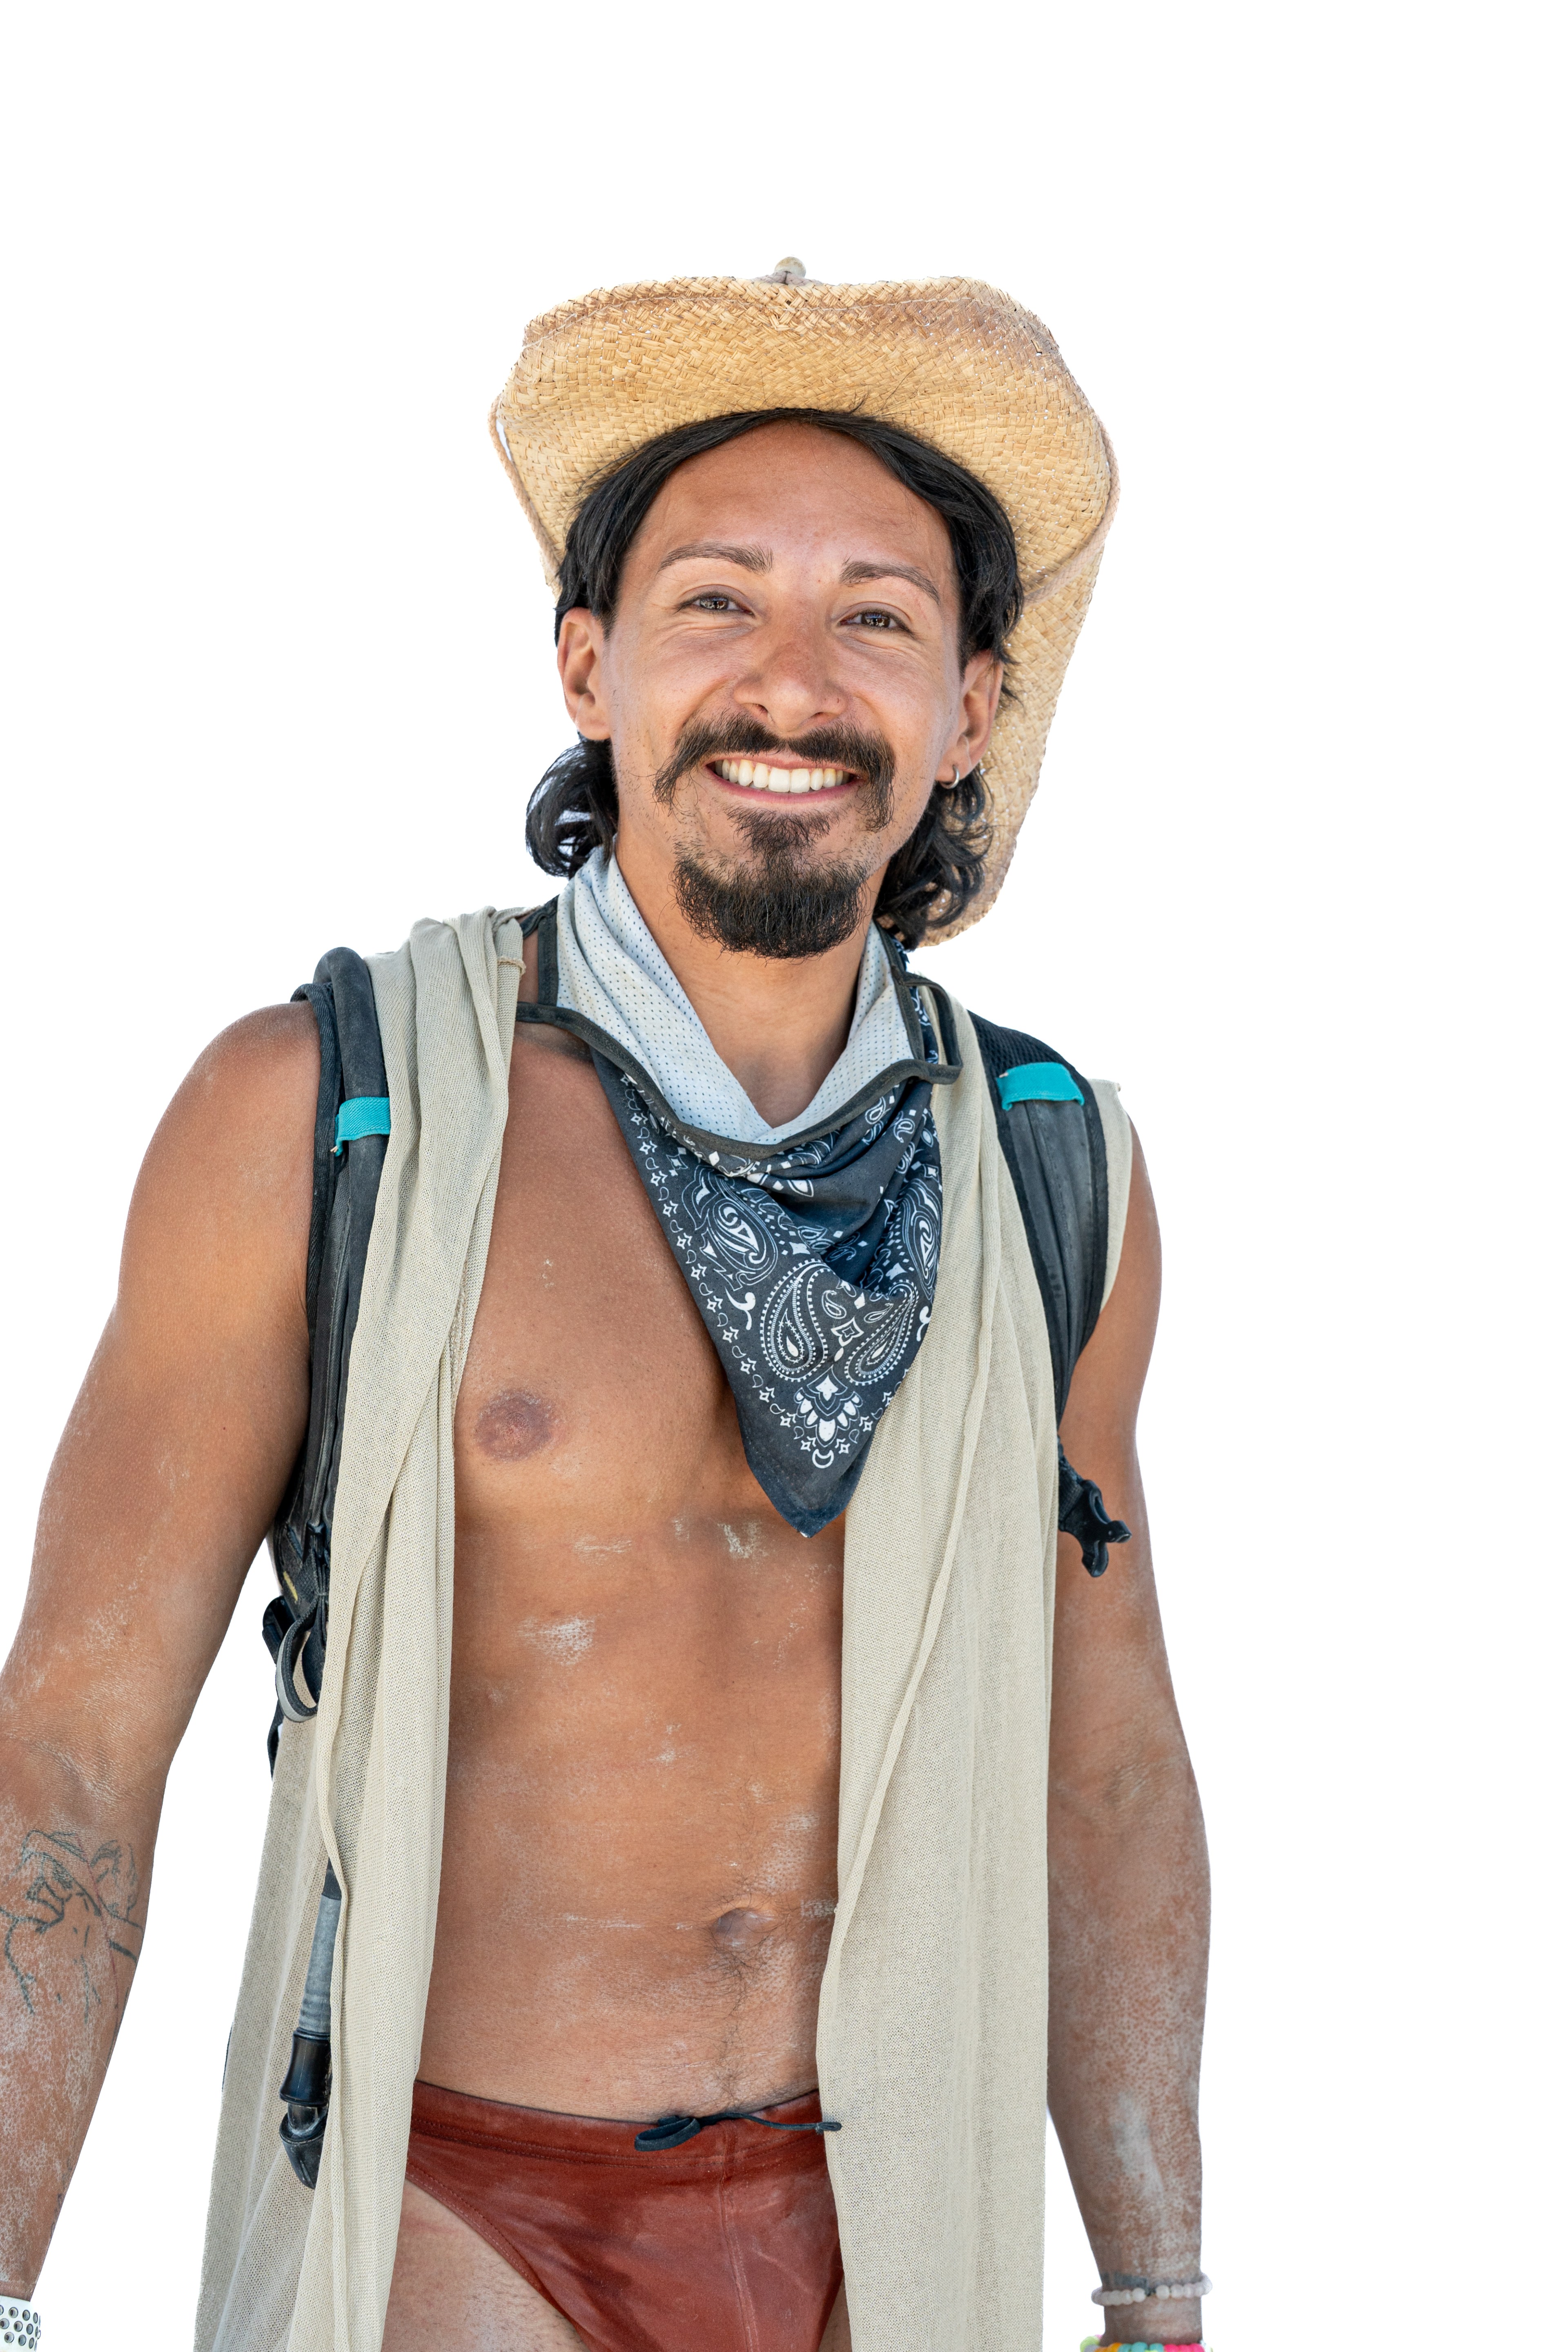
left=203, top=999, right=321, bottom=1089
left=159, top=1002, right=320, bottom=1168
left=126, top=1003, right=320, bottom=1293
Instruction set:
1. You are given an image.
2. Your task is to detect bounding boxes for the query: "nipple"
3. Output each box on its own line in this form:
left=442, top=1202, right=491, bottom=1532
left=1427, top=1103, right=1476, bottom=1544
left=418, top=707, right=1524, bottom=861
left=474, top=1389, right=558, bottom=1461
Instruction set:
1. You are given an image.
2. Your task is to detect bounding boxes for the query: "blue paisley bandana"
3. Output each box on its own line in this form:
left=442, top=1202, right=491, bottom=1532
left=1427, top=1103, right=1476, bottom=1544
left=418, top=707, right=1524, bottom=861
left=597, top=1018, right=945, bottom=1538
left=525, top=862, right=959, bottom=1537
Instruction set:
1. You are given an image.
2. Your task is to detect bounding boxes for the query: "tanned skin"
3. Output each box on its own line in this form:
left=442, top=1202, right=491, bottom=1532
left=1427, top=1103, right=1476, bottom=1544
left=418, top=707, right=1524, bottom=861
left=0, top=424, right=1206, bottom=2350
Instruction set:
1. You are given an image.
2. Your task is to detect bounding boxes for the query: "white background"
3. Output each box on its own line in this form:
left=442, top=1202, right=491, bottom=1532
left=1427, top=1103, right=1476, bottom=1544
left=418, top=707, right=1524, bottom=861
left=1, top=1, right=1560, bottom=2343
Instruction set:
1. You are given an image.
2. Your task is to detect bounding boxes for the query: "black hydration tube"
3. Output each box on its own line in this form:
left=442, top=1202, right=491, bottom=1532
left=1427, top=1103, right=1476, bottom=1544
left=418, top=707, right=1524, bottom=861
left=278, top=1864, right=342, bottom=2188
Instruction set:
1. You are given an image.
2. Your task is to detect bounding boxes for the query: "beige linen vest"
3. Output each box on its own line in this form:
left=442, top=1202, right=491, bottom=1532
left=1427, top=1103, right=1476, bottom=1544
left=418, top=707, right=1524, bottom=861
left=196, top=907, right=1130, bottom=2352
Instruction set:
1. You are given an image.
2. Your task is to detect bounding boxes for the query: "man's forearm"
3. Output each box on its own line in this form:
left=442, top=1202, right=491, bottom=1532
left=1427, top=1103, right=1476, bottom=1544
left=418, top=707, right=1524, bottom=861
left=1048, top=1749, right=1209, bottom=2347
left=0, top=1734, right=157, bottom=2294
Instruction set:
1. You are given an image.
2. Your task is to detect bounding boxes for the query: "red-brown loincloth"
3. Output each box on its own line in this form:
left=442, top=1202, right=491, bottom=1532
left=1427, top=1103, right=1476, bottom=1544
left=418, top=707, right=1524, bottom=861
left=405, top=2078, right=844, bottom=2352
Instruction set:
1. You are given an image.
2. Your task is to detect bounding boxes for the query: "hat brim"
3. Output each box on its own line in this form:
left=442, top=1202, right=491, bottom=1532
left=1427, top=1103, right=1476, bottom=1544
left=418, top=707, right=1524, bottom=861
left=492, top=274, right=1116, bottom=940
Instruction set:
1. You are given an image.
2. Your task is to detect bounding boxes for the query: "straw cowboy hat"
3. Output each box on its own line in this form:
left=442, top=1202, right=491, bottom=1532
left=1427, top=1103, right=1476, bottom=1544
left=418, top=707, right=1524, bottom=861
left=491, top=260, right=1117, bottom=939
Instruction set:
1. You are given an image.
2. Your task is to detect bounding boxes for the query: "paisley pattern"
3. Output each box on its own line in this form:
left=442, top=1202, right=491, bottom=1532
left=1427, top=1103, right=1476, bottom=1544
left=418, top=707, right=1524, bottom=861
left=594, top=1000, right=944, bottom=1538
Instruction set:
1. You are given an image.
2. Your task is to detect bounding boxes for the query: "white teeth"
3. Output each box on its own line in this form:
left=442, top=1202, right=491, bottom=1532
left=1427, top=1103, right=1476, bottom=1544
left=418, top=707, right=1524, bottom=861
left=715, top=758, right=849, bottom=792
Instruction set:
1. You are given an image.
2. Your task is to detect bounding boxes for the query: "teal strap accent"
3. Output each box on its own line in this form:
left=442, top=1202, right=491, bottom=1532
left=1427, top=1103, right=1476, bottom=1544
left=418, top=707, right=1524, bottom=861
left=997, top=1061, right=1083, bottom=1109
left=333, top=1096, right=391, bottom=1153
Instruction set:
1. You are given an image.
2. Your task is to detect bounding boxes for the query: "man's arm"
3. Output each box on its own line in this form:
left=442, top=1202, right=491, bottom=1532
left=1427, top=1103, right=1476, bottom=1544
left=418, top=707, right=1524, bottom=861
left=1049, top=1130, right=1210, bottom=2349
left=0, top=1004, right=318, bottom=2294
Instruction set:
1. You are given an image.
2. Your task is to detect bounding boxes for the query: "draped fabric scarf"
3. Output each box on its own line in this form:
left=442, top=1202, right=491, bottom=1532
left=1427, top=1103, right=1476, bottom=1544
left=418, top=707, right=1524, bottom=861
left=541, top=854, right=959, bottom=1537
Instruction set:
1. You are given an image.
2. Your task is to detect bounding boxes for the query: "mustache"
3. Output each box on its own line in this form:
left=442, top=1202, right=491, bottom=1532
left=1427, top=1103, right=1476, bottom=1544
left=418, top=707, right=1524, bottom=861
left=654, top=718, right=896, bottom=829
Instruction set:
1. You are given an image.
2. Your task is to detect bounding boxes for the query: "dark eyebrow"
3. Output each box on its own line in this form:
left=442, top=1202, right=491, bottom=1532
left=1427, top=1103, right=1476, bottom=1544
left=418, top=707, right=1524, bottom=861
left=839, top=559, right=944, bottom=606
left=656, top=541, right=773, bottom=575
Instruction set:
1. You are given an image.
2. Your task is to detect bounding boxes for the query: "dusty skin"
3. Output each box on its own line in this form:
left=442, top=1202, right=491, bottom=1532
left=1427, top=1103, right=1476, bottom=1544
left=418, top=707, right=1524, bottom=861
left=0, top=425, right=1205, bottom=2348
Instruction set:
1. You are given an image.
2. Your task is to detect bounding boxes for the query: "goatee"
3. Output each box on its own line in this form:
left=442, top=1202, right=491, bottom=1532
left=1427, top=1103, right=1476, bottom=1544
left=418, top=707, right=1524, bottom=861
left=659, top=718, right=898, bottom=962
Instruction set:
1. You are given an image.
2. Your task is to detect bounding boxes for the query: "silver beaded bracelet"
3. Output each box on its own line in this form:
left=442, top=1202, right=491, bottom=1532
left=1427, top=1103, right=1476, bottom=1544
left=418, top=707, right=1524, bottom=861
left=0, top=2303, right=38, bottom=2347
left=1091, top=2273, right=1212, bottom=2307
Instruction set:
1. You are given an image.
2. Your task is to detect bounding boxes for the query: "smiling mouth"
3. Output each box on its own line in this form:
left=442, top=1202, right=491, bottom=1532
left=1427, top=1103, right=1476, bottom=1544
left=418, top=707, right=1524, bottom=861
left=711, top=758, right=853, bottom=797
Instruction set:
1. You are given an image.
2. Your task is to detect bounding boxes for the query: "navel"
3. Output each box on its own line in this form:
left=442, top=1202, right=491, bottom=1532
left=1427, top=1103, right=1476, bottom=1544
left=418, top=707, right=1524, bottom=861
left=709, top=1906, right=775, bottom=1952
left=473, top=1387, right=558, bottom=1460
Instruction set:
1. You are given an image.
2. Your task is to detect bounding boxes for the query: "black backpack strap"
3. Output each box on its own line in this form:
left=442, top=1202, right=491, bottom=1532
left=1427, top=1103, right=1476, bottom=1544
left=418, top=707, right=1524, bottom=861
left=967, top=1015, right=1107, bottom=1413
left=261, top=948, right=388, bottom=2190
left=964, top=1011, right=1131, bottom=1578
left=263, top=948, right=390, bottom=1770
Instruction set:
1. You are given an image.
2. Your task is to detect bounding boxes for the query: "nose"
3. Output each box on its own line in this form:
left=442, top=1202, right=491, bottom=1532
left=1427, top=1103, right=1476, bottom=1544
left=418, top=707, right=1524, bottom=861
left=730, top=605, right=850, bottom=740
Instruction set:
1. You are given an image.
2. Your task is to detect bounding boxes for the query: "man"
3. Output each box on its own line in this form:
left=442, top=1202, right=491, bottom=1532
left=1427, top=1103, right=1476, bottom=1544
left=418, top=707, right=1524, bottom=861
left=0, top=269, right=1209, bottom=2351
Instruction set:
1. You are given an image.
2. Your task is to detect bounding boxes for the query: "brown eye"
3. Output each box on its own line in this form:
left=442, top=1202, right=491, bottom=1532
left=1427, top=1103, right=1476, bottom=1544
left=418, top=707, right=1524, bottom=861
left=688, top=593, right=741, bottom=612
left=846, top=608, right=903, bottom=631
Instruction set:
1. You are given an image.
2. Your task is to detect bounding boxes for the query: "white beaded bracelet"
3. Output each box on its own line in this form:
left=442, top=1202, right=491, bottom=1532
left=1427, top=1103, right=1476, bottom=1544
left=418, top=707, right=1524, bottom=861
left=0, top=2303, right=38, bottom=2347
left=1091, top=2274, right=1211, bottom=2307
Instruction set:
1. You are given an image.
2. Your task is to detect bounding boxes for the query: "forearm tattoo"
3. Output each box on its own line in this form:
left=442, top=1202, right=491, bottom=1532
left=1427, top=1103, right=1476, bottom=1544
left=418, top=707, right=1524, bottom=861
left=0, top=1831, right=145, bottom=2024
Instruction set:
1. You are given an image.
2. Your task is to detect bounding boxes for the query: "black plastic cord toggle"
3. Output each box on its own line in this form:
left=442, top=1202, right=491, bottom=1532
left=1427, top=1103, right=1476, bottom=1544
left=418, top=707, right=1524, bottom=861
left=1057, top=1445, right=1132, bottom=1578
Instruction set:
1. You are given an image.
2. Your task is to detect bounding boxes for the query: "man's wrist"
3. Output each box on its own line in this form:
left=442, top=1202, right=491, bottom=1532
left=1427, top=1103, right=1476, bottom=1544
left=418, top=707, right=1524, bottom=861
left=1095, top=2296, right=1203, bottom=2346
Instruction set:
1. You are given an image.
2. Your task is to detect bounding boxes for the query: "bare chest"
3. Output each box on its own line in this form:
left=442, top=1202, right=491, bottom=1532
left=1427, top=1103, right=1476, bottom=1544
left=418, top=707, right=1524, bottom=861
left=448, top=1024, right=843, bottom=1888
left=455, top=1025, right=803, bottom=1550
left=428, top=1018, right=843, bottom=2111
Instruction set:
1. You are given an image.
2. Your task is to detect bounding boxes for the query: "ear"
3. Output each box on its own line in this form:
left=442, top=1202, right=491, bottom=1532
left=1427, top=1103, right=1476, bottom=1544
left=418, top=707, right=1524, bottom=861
left=937, top=652, right=1005, bottom=785
left=556, top=609, right=612, bottom=741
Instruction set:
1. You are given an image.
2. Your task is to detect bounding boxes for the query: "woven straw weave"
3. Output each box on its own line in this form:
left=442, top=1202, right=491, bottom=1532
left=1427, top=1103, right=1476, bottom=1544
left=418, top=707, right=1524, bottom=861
left=492, top=274, right=1116, bottom=936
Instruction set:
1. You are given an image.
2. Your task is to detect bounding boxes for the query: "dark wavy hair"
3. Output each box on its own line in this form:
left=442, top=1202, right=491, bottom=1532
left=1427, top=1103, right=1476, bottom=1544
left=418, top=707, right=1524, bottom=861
left=524, top=409, right=1022, bottom=945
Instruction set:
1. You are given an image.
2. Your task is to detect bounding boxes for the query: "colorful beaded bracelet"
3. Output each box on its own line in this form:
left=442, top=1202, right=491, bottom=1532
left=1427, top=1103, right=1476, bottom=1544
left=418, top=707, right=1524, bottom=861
left=1079, top=2340, right=1206, bottom=2351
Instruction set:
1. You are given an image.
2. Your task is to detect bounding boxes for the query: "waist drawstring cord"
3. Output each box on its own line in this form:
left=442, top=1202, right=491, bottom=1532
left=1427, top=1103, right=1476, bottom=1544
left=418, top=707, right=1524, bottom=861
left=634, top=2107, right=842, bottom=2153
